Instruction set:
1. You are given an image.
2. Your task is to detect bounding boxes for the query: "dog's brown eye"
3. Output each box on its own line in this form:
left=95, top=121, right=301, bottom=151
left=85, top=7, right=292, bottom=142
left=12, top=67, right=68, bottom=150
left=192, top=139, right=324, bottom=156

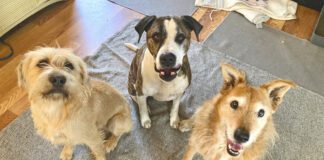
left=258, top=109, right=265, bottom=118
left=230, top=100, right=239, bottom=110
left=175, top=33, right=185, bottom=44
left=37, top=59, right=48, bottom=68
left=64, top=62, right=74, bottom=70
left=153, top=32, right=161, bottom=41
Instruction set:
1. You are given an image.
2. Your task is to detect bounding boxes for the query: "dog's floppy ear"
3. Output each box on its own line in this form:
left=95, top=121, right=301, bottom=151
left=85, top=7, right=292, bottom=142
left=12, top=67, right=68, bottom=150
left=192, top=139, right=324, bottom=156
left=17, top=59, right=26, bottom=88
left=220, top=63, right=246, bottom=92
left=135, top=15, right=157, bottom=43
left=182, top=16, right=203, bottom=41
left=261, top=80, right=296, bottom=112
left=78, top=60, right=89, bottom=86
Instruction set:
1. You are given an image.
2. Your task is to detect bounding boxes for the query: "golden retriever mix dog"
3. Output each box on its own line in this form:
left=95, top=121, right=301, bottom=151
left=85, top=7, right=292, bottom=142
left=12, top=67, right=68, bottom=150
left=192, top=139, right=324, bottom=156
left=179, top=63, right=295, bottom=160
left=17, top=47, right=132, bottom=160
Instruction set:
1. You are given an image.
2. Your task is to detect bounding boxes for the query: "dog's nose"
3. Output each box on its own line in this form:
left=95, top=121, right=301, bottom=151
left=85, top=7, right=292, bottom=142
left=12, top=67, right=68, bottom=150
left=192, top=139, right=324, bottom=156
left=49, top=75, right=66, bottom=88
left=234, top=128, right=250, bottom=143
left=160, top=53, right=176, bottom=68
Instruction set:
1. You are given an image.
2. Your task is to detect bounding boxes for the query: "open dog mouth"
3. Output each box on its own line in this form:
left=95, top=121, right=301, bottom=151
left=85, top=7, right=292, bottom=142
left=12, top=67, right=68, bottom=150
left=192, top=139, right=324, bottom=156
left=154, top=64, right=181, bottom=81
left=43, top=88, right=68, bottom=98
left=227, top=139, right=243, bottom=157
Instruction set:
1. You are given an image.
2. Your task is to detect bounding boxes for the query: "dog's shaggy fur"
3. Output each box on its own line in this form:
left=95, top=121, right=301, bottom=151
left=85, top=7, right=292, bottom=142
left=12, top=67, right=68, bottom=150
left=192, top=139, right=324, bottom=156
left=180, top=64, right=295, bottom=160
left=17, top=47, right=132, bottom=160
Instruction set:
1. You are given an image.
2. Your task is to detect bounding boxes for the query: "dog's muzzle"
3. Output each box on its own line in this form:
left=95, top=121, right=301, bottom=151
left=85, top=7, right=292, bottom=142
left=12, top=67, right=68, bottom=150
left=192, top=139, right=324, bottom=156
left=154, top=64, right=181, bottom=82
left=43, top=74, right=68, bottom=98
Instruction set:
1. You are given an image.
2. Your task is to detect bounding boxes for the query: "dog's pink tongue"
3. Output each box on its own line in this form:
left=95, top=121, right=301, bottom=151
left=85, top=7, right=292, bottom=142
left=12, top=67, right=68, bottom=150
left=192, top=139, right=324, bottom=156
left=228, top=140, right=243, bottom=151
left=231, top=143, right=242, bottom=151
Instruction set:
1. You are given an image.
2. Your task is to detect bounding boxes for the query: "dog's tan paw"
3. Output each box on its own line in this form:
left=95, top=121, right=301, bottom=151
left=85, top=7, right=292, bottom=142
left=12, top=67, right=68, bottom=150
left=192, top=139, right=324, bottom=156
left=104, top=139, right=118, bottom=153
left=141, top=119, right=151, bottom=128
left=95, top=156, right=106, bottom=160
left=170, top=117, right=180, bottom=129
left=179, top=119, right=193, bottom=132
left=60, top=152, right=72, bottom=160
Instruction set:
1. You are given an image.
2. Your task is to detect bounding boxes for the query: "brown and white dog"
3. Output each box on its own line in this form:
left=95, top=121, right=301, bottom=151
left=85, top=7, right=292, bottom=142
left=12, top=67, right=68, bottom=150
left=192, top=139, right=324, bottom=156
left=180, top=63, right=295, bottom=160
left=17, top=47, right=132, bottom=160
left=125, top=16, right=203, bottom=129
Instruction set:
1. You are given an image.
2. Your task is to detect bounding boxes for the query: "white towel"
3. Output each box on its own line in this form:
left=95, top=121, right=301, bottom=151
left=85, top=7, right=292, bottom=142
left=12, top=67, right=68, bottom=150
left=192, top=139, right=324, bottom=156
left=195, top=0, right=297, bottom=25
left=235, top=9, right=269, bottom=28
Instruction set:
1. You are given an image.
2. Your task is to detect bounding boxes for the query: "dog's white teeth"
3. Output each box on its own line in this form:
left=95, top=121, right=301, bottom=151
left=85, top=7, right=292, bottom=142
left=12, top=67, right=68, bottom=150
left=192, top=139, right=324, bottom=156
left=161, top=72, right=165, bottom=75
left=171, top=72, right=175, bottom=75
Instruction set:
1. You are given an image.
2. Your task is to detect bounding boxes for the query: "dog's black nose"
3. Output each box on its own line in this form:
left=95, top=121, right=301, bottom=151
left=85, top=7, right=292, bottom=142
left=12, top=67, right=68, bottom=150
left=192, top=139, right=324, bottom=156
left=49, top=75, right=66, bottom=88
left=234, top=128, right=250, bottom=143
left=160, top=53, right=176, bottom=68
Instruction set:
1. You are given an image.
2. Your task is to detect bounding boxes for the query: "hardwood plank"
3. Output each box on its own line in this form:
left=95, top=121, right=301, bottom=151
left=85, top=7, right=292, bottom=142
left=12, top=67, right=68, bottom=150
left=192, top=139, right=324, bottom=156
left=0, top=55, right=22, bottom=99
left=282, top=5, right=320, bottom=39
left=0, top=110, right=17, bottom=131
left=0, top=86, right=27, bottom=116
left=193, top=7, right=208, bottom=21
left=197, top=9, right=229, bottom=41
left=8, top=93, right=29, bottom=116
left=266, top=19, right=286, bottom=30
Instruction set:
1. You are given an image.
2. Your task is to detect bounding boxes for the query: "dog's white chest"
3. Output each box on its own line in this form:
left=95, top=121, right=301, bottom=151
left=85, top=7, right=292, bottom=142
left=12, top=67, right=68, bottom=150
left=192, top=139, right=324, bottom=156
left=142, top=70, right=189, bottom=101
left=153, top=76, right=188, bottom=101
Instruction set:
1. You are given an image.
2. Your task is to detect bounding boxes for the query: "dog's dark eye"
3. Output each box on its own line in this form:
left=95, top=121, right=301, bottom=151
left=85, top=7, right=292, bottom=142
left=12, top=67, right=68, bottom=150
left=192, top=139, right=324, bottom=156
left=64, top=62, right=74, bottom=70
left=175, top=33, right=185, bottom=44
left=153, top=32, right=161, bottom=41
left=230, top=100, right=239, bottom=110
left=258, top=109, right=265, bottom=118
left=37, top=59, right=48, bottom=68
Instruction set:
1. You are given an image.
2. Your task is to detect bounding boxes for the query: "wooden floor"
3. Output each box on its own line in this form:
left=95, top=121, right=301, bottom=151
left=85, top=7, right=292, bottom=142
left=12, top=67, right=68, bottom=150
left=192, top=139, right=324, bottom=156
left=0, top=0, right=320, bottom=130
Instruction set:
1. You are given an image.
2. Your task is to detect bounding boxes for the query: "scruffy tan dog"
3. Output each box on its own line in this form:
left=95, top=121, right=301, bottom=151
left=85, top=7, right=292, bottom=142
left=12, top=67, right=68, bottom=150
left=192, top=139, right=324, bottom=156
left=17, top=47, right=132, bottom=160
left=179, top=63, right=295, bottom=160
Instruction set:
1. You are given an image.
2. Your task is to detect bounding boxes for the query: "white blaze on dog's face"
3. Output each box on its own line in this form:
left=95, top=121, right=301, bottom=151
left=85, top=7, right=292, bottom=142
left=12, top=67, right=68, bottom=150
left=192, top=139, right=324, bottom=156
left=215, top=63, right=295, bottom=157
left=155, top=19, right=184, bottom=70
left=17, top=47, right=89, bottom=102
left=135, top=16, right=202, bottom=81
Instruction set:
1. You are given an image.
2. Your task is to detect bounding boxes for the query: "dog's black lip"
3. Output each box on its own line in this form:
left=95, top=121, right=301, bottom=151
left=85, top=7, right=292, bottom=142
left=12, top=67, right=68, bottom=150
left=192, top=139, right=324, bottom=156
left=227, top=145, right=240, bottom=157
left=154, top=64, right=181, bottom=81
left=43, top=88, right=69, bottom=98
left=154, top=64, right=181, bottom=73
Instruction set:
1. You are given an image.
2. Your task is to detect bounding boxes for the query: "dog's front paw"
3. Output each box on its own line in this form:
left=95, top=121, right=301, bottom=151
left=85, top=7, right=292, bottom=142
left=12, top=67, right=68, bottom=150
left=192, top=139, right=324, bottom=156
left=105, top=139, right=118, bottom=153
left=60, top=145, right=73, bottom=160
left=141, top=118, right=151, bottom=129
left=179, top=119, right=193, bottom=132
left=60, top=152, right=72, bottom=160
left=170, top=116, right=180, bottom=129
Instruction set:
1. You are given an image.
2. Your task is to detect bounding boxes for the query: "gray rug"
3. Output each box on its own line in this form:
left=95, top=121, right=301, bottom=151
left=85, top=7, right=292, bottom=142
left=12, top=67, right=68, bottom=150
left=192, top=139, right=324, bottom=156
left=1, top=20, right=324, bottom=160
left=108, top=0, right=196, bottom=16
left=205, top=12, right=324, bottom=96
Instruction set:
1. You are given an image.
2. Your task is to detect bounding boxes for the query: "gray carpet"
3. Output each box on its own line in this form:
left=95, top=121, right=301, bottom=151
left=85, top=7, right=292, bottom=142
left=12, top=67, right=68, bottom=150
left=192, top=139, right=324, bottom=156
left=205, top=12, right=324, bottom=96
left=1, top=20, right=324, bottom=160
left=108, top=0, right=196, bottom=16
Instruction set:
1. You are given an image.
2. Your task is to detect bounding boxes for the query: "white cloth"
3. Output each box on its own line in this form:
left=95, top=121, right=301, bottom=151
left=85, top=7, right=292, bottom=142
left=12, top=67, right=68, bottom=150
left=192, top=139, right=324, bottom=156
left=235, top=8, right=270, bottom=28
left=196, top=0, right=297, bottom=27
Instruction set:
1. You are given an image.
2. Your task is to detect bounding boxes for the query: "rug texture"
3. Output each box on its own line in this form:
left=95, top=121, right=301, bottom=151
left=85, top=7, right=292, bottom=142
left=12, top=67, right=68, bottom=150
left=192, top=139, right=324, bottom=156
left=108, top=0, right=196, bottom=16
left=205, top=12, right=324, bottom=96
left=0, top=20, right=324, bottom=160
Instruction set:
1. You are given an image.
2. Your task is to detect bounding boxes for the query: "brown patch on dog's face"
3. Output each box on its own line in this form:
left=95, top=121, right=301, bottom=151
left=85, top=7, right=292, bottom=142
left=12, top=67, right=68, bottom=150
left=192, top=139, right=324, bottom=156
left=145, top=17, right=192, bottom=58
left=213, top=63, right=295, bottom=157
left=17, top=47, right=89, bottom=101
